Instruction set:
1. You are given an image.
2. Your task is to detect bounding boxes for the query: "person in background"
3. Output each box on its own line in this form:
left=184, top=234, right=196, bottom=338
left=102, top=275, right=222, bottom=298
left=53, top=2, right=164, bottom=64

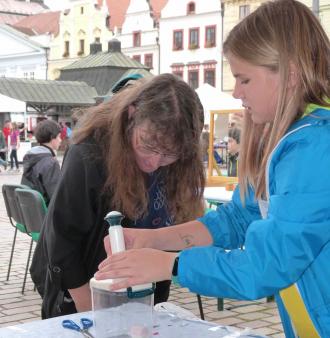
left=8, top=122, right=20, bottom=171
left=227, top=127, right=240, bottom=177
left=65, top=122, right=72, bottom=138
left=21, top=120, right=62, bottom=205
left=228, top=111, right=244, bottom=129
left=201, top=124, right=210, bottom=162
left=2, top=120, right=11, bottom=144
left=30, top=74, right=205, bottom=319
left=0, top=129, right=7, bottom=171
left=2, top=120, right=11, bottom=165
left=95, top=1, right=330, bottom=337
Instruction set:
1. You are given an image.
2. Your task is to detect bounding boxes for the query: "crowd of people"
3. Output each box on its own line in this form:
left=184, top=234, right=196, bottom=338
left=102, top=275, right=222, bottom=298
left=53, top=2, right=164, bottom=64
left=2, top=1, right=330, bottom=336
left=0, top=120, right=21, bottom=172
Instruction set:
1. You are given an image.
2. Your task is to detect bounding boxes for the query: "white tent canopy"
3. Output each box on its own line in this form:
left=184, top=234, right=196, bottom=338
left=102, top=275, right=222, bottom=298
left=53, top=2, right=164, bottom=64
left=0, top=93, right=26, bottom=113
left=195, top=83, right=242, bottom=125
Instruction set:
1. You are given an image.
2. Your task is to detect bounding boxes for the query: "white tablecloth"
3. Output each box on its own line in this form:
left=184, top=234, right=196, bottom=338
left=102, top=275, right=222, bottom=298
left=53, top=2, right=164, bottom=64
left=0, top=308, right=267, bottom=338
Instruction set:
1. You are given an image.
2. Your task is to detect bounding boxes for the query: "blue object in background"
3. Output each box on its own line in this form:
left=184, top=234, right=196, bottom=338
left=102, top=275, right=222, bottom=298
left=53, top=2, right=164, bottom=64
left=213, top=150, right=223, bottom=164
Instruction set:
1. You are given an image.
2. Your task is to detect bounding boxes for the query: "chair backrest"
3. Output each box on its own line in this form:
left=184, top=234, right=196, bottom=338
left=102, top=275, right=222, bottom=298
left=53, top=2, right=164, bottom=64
left=2, top=184, right=30, bottom=228
left=15, top=188, right=47, bottom=235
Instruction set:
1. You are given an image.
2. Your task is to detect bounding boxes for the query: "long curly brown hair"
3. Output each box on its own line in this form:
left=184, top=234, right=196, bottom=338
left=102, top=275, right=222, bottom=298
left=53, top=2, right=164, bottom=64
left=72, top=74, right=205, bottom=222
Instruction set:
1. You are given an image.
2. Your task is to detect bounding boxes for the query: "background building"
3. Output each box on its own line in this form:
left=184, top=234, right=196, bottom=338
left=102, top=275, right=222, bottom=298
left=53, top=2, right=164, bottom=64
left=0, top=0, right=47, bottom=25
left=117, top=0, right=168, bottom=75
left=159, top=0, right=222, bottom=90
left=221, top=0, right=330, bottom=91
left=0, top=24, right=48, bottom=80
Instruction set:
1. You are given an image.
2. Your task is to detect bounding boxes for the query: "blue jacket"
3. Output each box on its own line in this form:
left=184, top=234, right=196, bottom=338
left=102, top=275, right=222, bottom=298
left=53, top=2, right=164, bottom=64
left=178, top=107, right=330, bottom=337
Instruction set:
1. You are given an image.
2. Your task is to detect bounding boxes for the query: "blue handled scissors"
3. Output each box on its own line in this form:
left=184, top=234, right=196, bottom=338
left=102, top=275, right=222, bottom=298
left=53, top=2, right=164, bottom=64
left=62, top=317, right=94, bottom=338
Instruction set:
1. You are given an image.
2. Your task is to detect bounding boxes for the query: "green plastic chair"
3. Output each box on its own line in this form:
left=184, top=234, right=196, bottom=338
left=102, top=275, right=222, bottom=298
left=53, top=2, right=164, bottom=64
left=2, top=184, right=31, bottom=282
left=15, top=188, right=47, bottom=294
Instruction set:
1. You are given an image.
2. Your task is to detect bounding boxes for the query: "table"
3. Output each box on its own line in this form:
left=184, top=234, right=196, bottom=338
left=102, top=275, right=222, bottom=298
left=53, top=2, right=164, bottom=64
left=204, top=186, right=233, bottom=205
left=204, top=186, right=233, bottom=203
left=0, top=308, right=267, bottom=338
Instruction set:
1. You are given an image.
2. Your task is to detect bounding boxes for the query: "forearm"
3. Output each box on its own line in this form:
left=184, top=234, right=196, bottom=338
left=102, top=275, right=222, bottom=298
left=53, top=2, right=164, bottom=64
left=154, top=220, right=213, bottom=251
left=68, top=283, right=91, bottom=312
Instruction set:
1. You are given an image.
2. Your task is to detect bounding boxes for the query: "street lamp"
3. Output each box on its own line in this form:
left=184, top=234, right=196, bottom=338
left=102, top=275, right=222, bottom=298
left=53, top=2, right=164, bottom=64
left=44, top=47, right=50, bottom=80
left=312, top=0, right=319, bottom=17
left=220, top=1, right=224, bottom=92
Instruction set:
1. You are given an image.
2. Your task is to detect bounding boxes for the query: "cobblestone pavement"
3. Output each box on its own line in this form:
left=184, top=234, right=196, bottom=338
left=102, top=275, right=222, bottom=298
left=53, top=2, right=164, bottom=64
left=0, top=171, right=284, bottom=337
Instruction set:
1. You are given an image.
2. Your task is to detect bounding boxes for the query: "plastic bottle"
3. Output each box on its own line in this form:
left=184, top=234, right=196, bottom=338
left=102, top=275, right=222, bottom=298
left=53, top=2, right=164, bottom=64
left=104, top=211, right=125, bottom=253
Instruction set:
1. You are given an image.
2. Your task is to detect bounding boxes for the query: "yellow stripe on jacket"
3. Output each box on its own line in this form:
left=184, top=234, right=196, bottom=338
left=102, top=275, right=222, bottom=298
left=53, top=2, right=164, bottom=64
left=280, top=284, right=320, bottom=338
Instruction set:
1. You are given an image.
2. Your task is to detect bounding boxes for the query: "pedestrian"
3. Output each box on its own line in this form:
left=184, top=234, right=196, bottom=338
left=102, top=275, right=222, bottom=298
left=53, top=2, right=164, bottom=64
left=2, top=120, right=11, bottom=144
left=96, top=1, right=330, bottom=337
left=8, top=122, right=20, bottom=171
left=0, top=129, right=7, bottom=171
left=30, top=73, right=205, bottom=319
left=21, top=120, right=62, bottom=205
left=227, top=127, right=240, bottom=177
left=201, top=124, right=210, bottom=162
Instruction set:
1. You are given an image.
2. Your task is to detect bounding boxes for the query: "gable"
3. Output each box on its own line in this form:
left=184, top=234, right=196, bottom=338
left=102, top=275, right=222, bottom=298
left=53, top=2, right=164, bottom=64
left=0, top=25, right=44, bottom=58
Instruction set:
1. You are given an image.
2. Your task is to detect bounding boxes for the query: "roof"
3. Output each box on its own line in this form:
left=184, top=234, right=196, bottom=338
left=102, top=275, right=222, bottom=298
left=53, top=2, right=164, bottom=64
left=100, top=0, right=168, bottom=31
left=62, top=51, right=149, bottom=70
left=150, top=0, right=168, bottom=20
left=59, top=49, right=151, bottom=96
left=0, top=0, right=47, bottom=15
left=0, top=13, right=26, bottom=25
left=13, top=11, right=60, bottom=36
left=0, top=77, right=97, bottom=106
left=106, top=69, right=152, bottom=95
left=101, top=0, right=130, bottom=31
left=60, top=67, right=151, bottom=97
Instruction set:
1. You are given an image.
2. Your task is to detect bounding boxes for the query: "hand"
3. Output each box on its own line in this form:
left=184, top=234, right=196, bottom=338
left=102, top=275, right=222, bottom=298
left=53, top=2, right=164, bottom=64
left=104, top=228, right=155, bottom=255
left=95, top=248, right=177, bottom=290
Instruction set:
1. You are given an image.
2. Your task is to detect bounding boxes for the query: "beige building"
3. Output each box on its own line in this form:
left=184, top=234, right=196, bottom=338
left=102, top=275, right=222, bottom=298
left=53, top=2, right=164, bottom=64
left=48, top=0, right=113, bottom=79
left=222, top=0, right=330, bottom=91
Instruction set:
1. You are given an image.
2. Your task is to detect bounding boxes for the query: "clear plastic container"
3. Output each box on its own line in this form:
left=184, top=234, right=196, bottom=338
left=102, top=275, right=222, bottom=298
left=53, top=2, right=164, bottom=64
left=90, top=278, right=154, bottom=338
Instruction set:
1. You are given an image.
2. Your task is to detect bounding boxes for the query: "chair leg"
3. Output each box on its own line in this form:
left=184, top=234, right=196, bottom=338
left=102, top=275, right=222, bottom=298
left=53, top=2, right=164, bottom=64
left=22, top=238, right=33, bottom=294
left=217, top=297, right=224, bottom=311
left=196, top=294, right=205, bottom=320
left=267, top=295, right=275, bottom=302
left=7, top=228, right=18, bottom=281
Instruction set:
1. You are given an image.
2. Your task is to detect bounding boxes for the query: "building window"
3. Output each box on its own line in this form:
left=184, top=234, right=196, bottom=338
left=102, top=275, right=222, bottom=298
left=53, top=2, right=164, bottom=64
left=173, top=30, right=183, bottom=50
left=133, top=55, right=141, bottom=63
left=189, top=28, right=199, bottom=49
left=95, top=37, right=100, bottom=43
left=23, top=72, right=28, bottom=79
left=187, top=2, right=195, bottom=14
left=30, top=72, right=34, bottom=80
left=78, top=39, right=85, bottom=56
left=239, top=5, right=250, bottom=19
left=63, top=40, right=70, bottom=57
left=188, top=70, right=199, bottom=89
left=205, top=25, right=216, bottom=48
left=133, top=31, right=141, bottom=47
left=204, top=69, right=215, bottom=87
left=173, top=71, right=183, bottom=79
left=144, top=54, right=153, bottom=69
left=80, top=6, right=84, bottom=14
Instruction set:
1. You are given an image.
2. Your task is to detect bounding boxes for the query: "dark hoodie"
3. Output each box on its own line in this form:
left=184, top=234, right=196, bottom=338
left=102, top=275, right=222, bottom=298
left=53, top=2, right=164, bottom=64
left=21, top=145, right=61, bottom=205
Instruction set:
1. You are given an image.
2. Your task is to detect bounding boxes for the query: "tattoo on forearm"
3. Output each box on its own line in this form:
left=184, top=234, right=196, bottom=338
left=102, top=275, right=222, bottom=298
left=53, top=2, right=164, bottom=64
left=179, top=234, right=194, bottom=248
